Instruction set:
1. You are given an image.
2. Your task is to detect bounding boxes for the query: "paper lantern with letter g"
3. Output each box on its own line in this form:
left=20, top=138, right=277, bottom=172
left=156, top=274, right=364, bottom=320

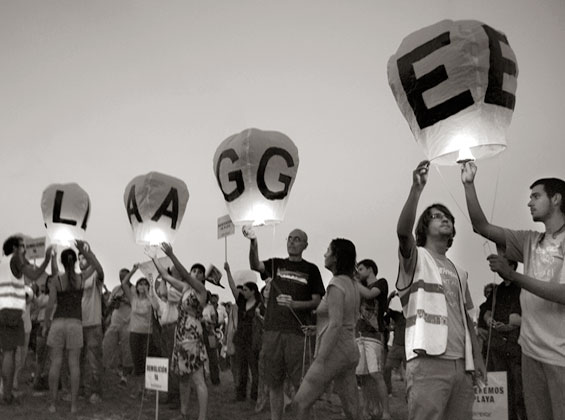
left=388, top=20, right=518, bottom=165
left=213, top=128, right=299, bottom=226
left=124, top=172, right=189, bottom=246
left=41, top=183, right=90, bottom=246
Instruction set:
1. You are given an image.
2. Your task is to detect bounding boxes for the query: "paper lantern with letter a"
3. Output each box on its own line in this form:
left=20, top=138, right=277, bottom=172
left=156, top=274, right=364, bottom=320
left=41, top=183, right=90, bottom=246
left=388, top=20, right=518, bottom=165
left=124, top=172, right=189, bottom=246
left=213, top=128, right=299, bottom=226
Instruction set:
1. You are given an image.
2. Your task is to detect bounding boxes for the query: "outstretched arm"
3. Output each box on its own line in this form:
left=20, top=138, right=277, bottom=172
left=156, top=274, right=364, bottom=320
left=18, top=246, right=53, bottom=281
left=487, top=254, right=565, bottom=304
left=398, top=160, right=429, bottom=258
left=243, top=226, right=265, bottom=273
left=75, top=240, right=105, bottom=281
left=160, top=243, right=207, bottom=305
left=224, top=261, right=241, bottom=300
left=120, top=264, right=137, bottom=303
left=151, top=255, right=188, bottom=294
left=461, top=162, right=506, bottom=247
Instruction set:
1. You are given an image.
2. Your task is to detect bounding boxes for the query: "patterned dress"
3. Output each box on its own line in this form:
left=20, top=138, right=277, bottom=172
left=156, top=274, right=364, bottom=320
left=171, top=287, right=208, bottom=376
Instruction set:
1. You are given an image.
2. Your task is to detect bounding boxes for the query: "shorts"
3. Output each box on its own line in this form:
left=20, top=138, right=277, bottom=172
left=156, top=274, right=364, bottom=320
left=47, top=318, right=83, bottom=350
left=356, top=336, right=384, bottom=375
left=262, top=330, right=312, bottom=388
left=0, top=308, right=25, bottom=351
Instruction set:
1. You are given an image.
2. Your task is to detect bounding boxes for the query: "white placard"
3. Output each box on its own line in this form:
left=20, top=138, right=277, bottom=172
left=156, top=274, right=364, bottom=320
left=145, top=357, right=168, bottom=392
left=473, top=371, right=508, bottom=420
left=217, top=214, right=235, bottom=239
left=24, top=236, right=46, bottom=260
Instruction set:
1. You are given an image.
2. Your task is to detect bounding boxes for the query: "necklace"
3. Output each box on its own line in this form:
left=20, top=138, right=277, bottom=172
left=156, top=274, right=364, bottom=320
left=551, top=222, right=565, bottom=239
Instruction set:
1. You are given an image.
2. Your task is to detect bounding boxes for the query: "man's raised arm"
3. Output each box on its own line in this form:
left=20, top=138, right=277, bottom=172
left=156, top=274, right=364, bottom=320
left=461, top=161, right=506, bottom=247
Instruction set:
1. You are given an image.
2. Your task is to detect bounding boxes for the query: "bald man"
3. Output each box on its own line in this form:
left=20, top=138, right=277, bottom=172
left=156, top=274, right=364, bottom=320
left=246, top=227, right=325, bottom=420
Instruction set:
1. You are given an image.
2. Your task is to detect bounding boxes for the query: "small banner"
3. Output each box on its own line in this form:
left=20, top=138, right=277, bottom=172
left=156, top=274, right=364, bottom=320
left=473, top=371, right=508, bottom=420
left=217, top=214, right=235, bottom=239
left=145, top=357, right=169, bottom=392
left=24, top=236, right=46, bottom=260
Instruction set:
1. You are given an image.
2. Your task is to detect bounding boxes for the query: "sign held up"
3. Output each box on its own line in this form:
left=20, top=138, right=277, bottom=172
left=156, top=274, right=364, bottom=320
left=24, top=237, right=46, bottom=260
left=217, top=215, right=235, bottom=239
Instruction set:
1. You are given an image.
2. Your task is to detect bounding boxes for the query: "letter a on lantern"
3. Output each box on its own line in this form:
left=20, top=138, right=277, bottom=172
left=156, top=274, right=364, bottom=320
left=213, top=128, right=299, bottom=226
left=123, top=172, right=189, bottom=246
left=41, top=183, right=91, bottom=246
left=387, top=20, right=518, bottom=165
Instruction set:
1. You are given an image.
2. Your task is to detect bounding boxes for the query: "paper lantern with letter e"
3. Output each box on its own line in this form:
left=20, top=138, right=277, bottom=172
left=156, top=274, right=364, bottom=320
left=124, top=172, right=189, bottom=246
left=388, top=20, right=518, bottom=165
left=213, top=128, right=299, bottom=226
left=41, top=183, right=90, bottom=246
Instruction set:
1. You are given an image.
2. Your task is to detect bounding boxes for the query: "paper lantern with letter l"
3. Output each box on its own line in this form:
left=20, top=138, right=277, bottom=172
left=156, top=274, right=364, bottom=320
left=213, top=128, right=299, bottom=226
left=387, top=20, right=518, bottom=165
left=124, top=172, right=189, bottom=246
left=41, top=183, right=90, bottom=246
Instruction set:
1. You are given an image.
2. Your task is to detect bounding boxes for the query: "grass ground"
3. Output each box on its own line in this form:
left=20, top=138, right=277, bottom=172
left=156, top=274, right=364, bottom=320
left=0, top=358, right=408, bottom=420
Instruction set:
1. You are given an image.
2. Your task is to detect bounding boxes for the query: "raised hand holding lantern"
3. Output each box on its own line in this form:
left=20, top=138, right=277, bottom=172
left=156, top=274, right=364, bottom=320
left=388, top=20, right=518, bottom=165
left=41, top=183, right=90, bottom=246
left=213, top=128, right=299, bottom=226
left=124, top=172, right=189, bottom=246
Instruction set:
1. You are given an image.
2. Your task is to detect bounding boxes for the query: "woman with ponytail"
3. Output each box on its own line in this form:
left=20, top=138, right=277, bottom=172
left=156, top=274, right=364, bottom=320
left=43, top=240, right=103, bottom=414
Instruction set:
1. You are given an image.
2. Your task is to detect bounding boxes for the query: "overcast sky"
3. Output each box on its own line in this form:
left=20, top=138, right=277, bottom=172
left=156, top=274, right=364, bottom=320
left=2, top=0, right=564, bottom=309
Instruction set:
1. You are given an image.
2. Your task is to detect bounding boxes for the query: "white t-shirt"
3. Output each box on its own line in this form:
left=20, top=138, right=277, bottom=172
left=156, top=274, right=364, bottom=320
left=505, top=229, right=565, bottom=366
left=81, top=272, right=102, bottom=327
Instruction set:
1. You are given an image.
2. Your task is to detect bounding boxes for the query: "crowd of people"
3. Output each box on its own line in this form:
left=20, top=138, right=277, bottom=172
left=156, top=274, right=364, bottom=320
left=1, top=160, right=564, bottom=420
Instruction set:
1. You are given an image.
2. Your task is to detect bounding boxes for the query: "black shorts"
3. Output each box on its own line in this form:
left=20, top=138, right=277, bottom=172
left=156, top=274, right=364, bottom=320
left=0, top=308, right=25, bottom=351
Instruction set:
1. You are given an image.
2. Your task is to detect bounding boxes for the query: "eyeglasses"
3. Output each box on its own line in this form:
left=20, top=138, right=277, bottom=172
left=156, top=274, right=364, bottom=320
left=430, top=213, right=450, bottom=221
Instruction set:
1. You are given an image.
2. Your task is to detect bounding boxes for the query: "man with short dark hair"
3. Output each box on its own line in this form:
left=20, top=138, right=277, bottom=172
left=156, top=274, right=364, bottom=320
left=1, top=235, right=52, bottom=405
left=462, top=162, right=565, bottom=420
left=482, top=259, right=525, bottom=420
left=397, top=161, right=484, bottom=420
left=78, top=252, right=104, bottom=404
left=245, top=226, right=325, bottom=420
left=355, top=259, right=391, bottom=420
left=102, top=268, right=133, bottom=384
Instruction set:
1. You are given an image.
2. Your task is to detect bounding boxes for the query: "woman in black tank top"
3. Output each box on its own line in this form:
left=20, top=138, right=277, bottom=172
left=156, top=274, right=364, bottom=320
left=43, top=240, right=103, bottom=414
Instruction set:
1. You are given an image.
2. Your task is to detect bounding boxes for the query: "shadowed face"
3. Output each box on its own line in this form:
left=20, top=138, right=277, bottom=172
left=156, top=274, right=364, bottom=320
left=287, top=229, right=308, bottom=257
left=528, top=185, right=551, bottom=222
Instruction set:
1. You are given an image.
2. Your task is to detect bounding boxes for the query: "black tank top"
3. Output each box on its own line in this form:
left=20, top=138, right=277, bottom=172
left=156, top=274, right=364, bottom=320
left=53, top=275, right=83, bottom=320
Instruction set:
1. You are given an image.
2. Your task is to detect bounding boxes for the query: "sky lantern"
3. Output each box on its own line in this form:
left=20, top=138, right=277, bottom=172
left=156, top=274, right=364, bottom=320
left=124, top=172, right=189, bottom=246
left=213, top=128, right=299, bottom=226
left=41, top=183, right=90, bottom=246
left=388, top=20, right=518, bottom=165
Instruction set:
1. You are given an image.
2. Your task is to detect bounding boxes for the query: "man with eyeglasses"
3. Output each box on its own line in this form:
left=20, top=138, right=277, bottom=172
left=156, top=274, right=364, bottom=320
left=1, top=235, right=52, bottom=405
left=244, top=227, right=325, bottom=420
left=396, top=161, right=485, bottom=420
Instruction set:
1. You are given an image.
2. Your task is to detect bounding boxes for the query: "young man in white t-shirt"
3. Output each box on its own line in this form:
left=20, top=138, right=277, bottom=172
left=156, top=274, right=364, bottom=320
left=462, top=161, right=565, bottom=420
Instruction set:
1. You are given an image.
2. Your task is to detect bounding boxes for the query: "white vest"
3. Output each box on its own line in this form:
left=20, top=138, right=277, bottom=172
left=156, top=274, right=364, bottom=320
left=0, top=257, right=26, bottom=312
left=398, top=247, right=476, bottom=371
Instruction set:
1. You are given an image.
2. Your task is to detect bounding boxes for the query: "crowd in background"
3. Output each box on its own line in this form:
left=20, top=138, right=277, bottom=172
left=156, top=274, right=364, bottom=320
left=1, top=161, right=564, bottom=420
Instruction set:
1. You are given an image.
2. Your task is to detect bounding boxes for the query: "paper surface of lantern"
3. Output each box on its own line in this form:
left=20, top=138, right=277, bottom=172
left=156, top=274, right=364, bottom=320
left=41, top=183, right=90, bottom=246
left=388, top=20, right=518, bottom=165
left=213, top=128, right=299, bottom=226
left=124, top=172, right=189, bottom=245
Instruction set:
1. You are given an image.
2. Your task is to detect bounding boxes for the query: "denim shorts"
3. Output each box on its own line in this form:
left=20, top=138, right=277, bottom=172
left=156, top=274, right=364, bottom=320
left=47, top=318, right=83, bottom=349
